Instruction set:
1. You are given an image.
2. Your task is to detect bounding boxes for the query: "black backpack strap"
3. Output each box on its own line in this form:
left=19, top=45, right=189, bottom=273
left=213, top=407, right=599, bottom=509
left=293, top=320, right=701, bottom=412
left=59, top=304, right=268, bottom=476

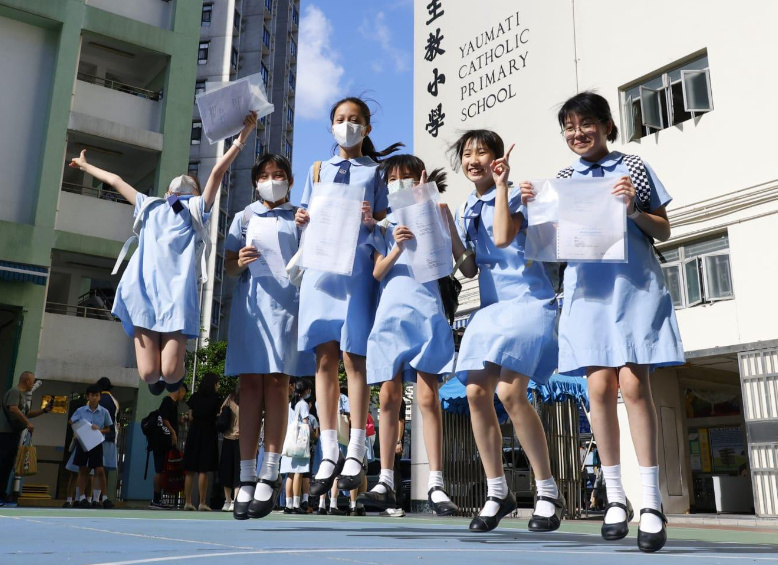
left=622, top=154, right=652, bottom=212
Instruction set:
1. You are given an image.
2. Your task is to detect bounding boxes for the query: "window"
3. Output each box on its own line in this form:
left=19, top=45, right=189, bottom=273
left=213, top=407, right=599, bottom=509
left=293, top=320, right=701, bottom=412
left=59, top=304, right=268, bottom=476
left=233, top=9, right=241, bottom=30
left=263, top=27, right=271, bottom=49
left=286, top=106, right=294, bottom=126
left=260, top=62, right=270, bottom=87
left=215, top=254, right=224, bottom=279
left=191, top=121, right=202, bottom=144
left=660, top=234, right=734, bottom=309
left=198, top=42, right=209, bottom=65
left=622, top=53, right=712, bottom=141
left=231, top=47, right=239, bottom=71
left=288, top=70, right=296, bottom=90
left=188, top=161, right=200, bottom=177
left=284, top=139, right=293, bottom=160
left=211, top=299, right=220, bottom=327
left=290, top=39, right=297, bottom=59
left=256, top=138, right=265, bottom=157
left=218, top=211, right=227, bottom=235
left=201, top=4, right=212, bottom=26
left=194, top=80, right=206, bottom=102
left=292, top=5, right=299, bottom=26
left=265, top=0, right=273, bottom=13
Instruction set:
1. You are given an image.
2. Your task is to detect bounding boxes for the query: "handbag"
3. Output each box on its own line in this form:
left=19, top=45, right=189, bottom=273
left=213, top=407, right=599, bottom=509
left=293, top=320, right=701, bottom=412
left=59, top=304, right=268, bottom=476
left=336, top=413, right=350, bottom=446
left=282, top=417, right=311, bottom=459
left=216, top=403, right=232, bottom=434
left=2, top=390, right=27, bottom=434
left=14, top=434, right=37, bottom=477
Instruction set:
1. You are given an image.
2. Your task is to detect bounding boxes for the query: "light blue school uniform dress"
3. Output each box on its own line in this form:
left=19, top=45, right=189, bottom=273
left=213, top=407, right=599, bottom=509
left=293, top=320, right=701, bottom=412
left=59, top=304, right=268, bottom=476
left=297, top=156, right=387, bottom=356
left=112, top=194, right=208, bottom=338
left=366, top=221, right=455, bottom=384
left=224, top=201, right=315, bottom=377
left=280, top=399, right=311, bottom=474
left=557, top=152, right=685, bottom=375
left=455, top=186, right=558, bottom=384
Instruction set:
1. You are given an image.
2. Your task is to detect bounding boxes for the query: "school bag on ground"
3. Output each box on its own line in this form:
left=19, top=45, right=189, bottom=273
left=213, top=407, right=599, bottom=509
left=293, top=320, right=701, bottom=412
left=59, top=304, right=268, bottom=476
left=141, top=409, right=172, bottom=479
left=161, top=448, right=185, bottom=492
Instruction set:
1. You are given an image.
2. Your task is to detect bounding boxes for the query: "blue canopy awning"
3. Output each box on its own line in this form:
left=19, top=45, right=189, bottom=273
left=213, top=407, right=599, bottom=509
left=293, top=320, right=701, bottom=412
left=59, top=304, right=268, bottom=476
left=439, top=374, right=589, bottom=423
left=0, top=261, right=48, bottom=286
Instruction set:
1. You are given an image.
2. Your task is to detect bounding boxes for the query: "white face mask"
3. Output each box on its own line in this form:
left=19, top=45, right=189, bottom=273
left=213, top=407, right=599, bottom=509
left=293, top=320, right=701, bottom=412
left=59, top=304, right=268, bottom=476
left=256, top=179, right=289, bottom=203
left=332, top=122, right=366, bottom=148
left=387, top=178, right=415, bottom=194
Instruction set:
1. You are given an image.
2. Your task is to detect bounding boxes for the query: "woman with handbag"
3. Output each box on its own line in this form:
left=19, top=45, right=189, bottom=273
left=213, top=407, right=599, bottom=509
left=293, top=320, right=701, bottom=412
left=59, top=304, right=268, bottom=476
left=218, top=385, right=240, bottom=512
left=280, top=380, right=312, bottom=514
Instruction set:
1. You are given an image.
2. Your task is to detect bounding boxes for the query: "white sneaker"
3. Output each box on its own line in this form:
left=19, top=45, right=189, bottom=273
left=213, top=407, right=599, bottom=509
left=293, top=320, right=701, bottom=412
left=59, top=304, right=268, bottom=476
left=379, top=508, right=405, bottom=518
left=221, top=501, right=231, bottom=512
left=228, top=501, right=234, bottom=512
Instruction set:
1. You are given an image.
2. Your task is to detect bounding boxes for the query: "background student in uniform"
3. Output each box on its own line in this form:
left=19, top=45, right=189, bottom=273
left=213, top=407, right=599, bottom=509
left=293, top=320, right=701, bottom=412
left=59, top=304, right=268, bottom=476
left=224, top=153, right=315, bottom=520
left=96, top=377, right=118, bottom=509
left=450, top=130, right=564, bottom=533
left=218, top=384, right=240, bottom=512
left=359, top=155, right=471, bottom=516
left=281, top=380, right=312, bottom=514
left=68, top=112, right=257, bottom=395
left=521, top=91, right=684, bottom=553
left=69, top=384, right=113, bottom=509
left=183, top=372, right=221, bottom=512
left=150, top=383, right=188, bottom=509
left=295, top=97, right=402, bottom=501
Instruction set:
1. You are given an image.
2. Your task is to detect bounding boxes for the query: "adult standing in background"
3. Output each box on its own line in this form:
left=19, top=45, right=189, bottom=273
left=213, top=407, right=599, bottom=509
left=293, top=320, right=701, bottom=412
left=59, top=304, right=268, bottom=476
left=183, top=372, right=221, bottom=511
left=0, top=372, right=52, bottom=506
left=219, top=384, right=240, bottom=512
left=96, top=377, right=118, bottom=509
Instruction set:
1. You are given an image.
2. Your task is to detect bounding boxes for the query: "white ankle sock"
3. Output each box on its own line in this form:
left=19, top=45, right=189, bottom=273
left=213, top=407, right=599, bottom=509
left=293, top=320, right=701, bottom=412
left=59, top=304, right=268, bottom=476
left=534, top=477, right=559, bottom=517
left=302, top=493, right=309, bottom=504
left=316, top=430, right=339, bottom=480
left=349, top=500, right=357, bottom=509
left=254, top=452, right=281, bottom=501
left=342, top=429, right=367, bottom=476
left=373, top=469, right=395, bottom=493
left=92, top=490, right=101, bottom=501
left=319, top=495, right=327, bottom=509
left=240, top=459, right=258, bottom=483
left=602, top=464, right=627, bottom=524
left=428, top=471, right=450, bottom=503
left=285, top=497, right=293, bottom=509
left=480, top=476, right=508, bottom=517
left=639, top=466, right=663, bottom=533
left=330, top=495, right=338, bottom=510
left=292, top=496, right=300, bottom=509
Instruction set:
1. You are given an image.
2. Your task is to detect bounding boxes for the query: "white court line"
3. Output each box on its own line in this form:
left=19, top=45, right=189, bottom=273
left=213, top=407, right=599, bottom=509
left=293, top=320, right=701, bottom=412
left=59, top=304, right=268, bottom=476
left=0, top=515, right=253, bottom=550
left=88, top=547, right=778, bottom=565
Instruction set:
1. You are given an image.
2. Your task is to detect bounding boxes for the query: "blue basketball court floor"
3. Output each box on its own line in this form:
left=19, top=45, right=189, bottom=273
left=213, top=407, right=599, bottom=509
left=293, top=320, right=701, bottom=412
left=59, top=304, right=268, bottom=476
left=2, top=508, right=777, bottom=565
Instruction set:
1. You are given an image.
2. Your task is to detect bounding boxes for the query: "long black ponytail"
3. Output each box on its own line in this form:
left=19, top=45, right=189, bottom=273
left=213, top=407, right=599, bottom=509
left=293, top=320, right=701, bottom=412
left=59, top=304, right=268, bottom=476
left=329, top=96, right=404, bottom=162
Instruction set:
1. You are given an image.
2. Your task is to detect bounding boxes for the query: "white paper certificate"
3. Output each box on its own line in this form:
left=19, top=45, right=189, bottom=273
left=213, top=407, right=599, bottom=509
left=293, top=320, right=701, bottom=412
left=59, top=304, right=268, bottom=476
left=392, top=196, right=452, bottom=284
left=196, top=79, right=251, bottom=144
left=556, top=179, right=626, bottom=261
left=72, top=419, right=105, bottom=452
left=299, top=183, right=365, bottom=275
left=245, top=216, right=287, bottom=279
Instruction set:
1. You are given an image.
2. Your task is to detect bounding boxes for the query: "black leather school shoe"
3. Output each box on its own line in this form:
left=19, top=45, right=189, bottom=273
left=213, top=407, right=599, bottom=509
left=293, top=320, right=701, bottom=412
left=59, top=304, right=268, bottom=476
left=601, top=498, right=634, bottom=540
left=428, top=486, right=459, bottom=516
left=309, top=455, right=345, bottom=497
left=336, top=457, right=366, bottom=491
left=357, top=482, right=396, bottom=511
left=528, top=493, right=566, bottom=532
left=247, top=477, right=282, bottom=519
left=637, top=507, right=668, bottom=553
left=468, top=491, right=517, bottom=532
left=164, top=379, right=183, bottom=393
left=232, top=481, right=256, bottom=520
left=147, top=380, right=166, bottom=396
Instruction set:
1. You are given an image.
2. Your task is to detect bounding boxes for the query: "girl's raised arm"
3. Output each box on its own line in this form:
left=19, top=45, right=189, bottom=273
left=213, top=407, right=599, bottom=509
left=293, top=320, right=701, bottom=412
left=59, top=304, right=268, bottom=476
left=202, top=112, right=258, bottom=212
left=69, top=150, right=139, bottom=206
left=491, top=144, right=522, bottom=248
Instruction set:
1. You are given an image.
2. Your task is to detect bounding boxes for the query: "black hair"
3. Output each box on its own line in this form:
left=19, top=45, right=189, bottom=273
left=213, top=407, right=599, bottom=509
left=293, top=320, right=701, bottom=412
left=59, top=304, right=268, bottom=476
left=329, top=96, right=404, bottom=162
left=197, top=372, right=219, bottom=397
left=292, top=378, right=311, bottom=405
left=557, top=91, right=618, bottom=142
left=86, top=384, right=101, bottom=395
left=180, top=382, right=189, bottom=393
left=96, top=377, right=113, bottom=391
left=251, top=153, right=293, bottom=187
left=379, top=154, right=448, bottom=193
left=448, top=129, right=505, bottom=171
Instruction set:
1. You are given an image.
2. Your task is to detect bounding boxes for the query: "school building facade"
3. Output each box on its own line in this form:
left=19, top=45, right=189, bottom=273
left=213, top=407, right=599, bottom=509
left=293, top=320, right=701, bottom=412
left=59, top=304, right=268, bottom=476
left=0, top=0, right=202, bottom=501
left=414, top=0, right=778, bottom=517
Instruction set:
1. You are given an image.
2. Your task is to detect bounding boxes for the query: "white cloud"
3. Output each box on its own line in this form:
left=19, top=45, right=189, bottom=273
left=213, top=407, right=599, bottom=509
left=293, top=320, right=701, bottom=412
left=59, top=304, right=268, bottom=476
left=359, top=12, right=410, bottom=73
left=296, top=5, right=345, bottom=120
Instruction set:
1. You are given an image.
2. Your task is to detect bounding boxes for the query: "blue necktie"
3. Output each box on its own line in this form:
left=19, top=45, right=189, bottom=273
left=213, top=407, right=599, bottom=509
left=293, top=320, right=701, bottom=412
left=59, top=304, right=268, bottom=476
left=465, top=199, right=484, bottom=243
left=590, top=164, right=604, bottom=177
left=333, top=160, right=351, bottom=184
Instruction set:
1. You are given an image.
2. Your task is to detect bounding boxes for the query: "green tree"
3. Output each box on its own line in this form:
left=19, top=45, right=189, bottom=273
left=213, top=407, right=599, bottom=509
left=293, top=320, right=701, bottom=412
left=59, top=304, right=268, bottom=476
left=184, top=340, right=235, bottom=397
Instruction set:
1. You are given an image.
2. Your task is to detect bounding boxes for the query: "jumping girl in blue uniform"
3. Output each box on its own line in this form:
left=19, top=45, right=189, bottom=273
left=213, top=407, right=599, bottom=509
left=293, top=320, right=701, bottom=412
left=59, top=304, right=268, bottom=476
left=357, top=155, right=474, bottom=515
left=295, top=97, right=401, bottom=497
left=223, top=153, right=315, bottom=520
left=521, top=91, right=684, bottom=552
left=451, top=130, right=564, bottom=533
left=68, top=112, right=258, bottom=395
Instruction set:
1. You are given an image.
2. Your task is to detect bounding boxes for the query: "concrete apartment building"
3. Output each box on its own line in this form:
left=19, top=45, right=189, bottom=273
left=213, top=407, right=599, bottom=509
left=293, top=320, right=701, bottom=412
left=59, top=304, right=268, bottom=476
left=414, top=0, right=778, bottom=517
left=0, top=0, right=201, bottom=500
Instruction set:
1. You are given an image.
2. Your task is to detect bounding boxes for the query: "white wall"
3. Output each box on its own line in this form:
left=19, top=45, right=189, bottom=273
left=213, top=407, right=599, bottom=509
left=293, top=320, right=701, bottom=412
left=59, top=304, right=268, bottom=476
left=0, top=15, right=56, bottom=224
left=73, top=80, right=162, bottom=133
left=86, top=0, right=172, bottom=30
left=55, top=191, right=134, bottom=242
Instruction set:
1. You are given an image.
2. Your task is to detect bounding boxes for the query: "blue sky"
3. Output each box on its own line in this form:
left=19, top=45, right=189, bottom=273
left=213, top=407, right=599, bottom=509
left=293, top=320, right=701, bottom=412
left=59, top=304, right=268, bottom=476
left=289, top=0, right=414, bottom=204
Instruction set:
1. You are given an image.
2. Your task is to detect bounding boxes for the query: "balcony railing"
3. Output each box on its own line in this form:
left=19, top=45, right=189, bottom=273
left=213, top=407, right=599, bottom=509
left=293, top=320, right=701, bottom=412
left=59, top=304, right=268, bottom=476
left=61, top=182, right=132, bottom=205
left=45, top=301, right=118, bottom=322
left=77, top=72, right=162, bottom=101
